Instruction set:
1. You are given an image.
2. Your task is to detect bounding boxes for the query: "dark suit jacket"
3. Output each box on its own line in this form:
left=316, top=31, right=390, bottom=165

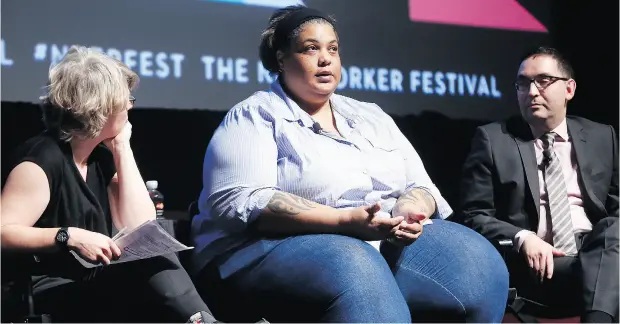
left=458, top=115, right=618, bottom=244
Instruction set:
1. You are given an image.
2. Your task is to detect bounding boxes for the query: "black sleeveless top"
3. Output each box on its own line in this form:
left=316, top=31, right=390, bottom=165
left=5, top=131, right=116, bottom=289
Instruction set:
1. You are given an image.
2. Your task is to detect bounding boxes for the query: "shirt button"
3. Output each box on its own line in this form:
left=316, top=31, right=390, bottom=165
left=362, top=169, right=368, bottom=174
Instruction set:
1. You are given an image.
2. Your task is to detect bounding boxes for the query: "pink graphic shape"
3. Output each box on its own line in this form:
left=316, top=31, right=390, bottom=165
left=409, top=0, right=547, bottom=32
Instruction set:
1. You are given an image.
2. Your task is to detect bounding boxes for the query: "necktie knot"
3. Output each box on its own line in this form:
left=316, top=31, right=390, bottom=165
left=541, top=132, right=557, bottom=164
left=541, top=132, right=557, bottom=149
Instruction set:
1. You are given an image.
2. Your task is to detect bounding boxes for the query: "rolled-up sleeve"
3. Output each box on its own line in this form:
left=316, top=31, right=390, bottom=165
left=202, top=104, right=279, bottom=228
left=382, top=111, right=453, bottom=219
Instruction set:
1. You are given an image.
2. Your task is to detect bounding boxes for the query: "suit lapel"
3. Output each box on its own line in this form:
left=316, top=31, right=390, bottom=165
left=568, top=118, right=605, bottom=212
left=512, top=119, right=540, bottom=219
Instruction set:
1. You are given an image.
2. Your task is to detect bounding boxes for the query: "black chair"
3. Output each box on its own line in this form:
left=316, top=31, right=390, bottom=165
left=188, top=200, right=199, bottom=217
left=176, top=200, right=200, bottom=267
left=2, top=255, right=52, bottom=323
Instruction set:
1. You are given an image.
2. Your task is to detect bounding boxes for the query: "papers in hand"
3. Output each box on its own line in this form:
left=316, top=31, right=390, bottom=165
left=71, top=219, right=193, bottom=268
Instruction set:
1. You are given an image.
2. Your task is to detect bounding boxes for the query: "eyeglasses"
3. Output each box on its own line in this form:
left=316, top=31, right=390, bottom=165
left=515, top=75, right=569, bottom=92
left=129, top=95, right=136, bottom=105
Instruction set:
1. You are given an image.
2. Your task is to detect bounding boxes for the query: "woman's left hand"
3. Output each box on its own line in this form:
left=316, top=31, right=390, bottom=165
left=104, top=122, right=132, bottom=152
left=388, top=219, right=423, bottom=246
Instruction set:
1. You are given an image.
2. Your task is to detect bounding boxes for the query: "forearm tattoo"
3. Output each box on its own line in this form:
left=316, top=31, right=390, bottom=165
left=267, top=192, right=317, bottom=215
left=394, top=188, right=436, bottom=215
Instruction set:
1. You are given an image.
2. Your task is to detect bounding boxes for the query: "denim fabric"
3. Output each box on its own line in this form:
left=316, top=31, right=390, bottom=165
left=197, top=220, right=509, bottom=323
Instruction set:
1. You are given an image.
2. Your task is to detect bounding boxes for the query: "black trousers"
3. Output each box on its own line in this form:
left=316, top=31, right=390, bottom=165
left=509, top=217, right=619, bottom=320
left=33, top=253, right=215, bottom=323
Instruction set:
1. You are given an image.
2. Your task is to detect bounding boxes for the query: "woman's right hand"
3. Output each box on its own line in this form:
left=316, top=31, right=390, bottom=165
left=339, top=203, right=404, bottom=241
left=66, top=227, right=122, bottom=265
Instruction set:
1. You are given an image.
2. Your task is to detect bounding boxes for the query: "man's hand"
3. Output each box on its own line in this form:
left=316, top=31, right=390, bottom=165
left=520, top=234, right=566, bottom=282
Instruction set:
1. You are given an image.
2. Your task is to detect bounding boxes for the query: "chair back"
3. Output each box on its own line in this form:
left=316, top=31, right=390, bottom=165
left=188, top=200, right=199, bottom=218
left=1, top=254, right=52, bottom=322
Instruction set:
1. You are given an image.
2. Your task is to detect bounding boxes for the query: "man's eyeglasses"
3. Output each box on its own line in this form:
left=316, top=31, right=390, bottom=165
left=129, top=95, right=136, bottom=105
left=514, top=75, right=569, bottom=92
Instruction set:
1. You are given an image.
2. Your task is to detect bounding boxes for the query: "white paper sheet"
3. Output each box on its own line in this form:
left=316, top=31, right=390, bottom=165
left=71, top=219, right=192, bottom=268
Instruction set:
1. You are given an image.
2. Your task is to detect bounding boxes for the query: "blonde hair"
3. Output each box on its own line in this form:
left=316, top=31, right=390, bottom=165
left=41, top=45, right=139, bottom=141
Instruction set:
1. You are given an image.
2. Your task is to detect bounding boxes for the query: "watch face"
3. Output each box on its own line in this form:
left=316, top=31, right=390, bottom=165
left=56, top=230, right=69, bottom=243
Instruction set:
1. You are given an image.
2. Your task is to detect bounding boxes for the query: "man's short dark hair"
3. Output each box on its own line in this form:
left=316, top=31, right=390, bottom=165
left=520, top=46, right=574, bottom=79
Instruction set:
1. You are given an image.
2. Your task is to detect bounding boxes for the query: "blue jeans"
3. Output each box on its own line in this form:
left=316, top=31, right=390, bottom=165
left=196, top=219, right=509, bottom=323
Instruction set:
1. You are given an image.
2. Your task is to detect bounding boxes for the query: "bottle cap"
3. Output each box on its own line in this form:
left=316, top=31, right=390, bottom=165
left=145, top=180, right=158, bottom=190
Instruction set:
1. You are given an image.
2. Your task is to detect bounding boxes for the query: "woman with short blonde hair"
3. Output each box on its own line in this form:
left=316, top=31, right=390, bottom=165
left=2, top=45, right=218, bottom=323
left=41, top=46, right=138, bottom=141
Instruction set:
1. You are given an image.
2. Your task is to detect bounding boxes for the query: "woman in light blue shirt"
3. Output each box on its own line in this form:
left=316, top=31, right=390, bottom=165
left=191, top=5, right=508, bottom=323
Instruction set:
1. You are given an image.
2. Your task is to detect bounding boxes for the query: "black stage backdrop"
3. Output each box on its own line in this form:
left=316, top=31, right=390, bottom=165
left=2, top=1, right=618, bottom=212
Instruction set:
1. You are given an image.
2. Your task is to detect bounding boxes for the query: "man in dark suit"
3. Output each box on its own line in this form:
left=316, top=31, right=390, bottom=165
left=459, top=47, right=618, bottom=323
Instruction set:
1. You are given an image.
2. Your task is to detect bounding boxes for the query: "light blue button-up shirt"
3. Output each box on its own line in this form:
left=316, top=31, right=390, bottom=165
left=190, top=80, right=453, bottom=274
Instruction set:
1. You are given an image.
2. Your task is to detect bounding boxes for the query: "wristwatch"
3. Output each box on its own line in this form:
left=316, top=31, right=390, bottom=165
left=55, top=227, right=70, bottom=250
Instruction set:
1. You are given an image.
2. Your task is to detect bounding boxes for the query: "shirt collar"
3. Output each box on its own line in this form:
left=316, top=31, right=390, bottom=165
left=529, top=118, right=569, bottom=141
left=269, top=79, right=359, bottom=129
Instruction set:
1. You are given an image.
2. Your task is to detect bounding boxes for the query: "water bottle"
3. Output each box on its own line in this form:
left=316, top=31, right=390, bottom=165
left=146, top=180, right=164, bottom=219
